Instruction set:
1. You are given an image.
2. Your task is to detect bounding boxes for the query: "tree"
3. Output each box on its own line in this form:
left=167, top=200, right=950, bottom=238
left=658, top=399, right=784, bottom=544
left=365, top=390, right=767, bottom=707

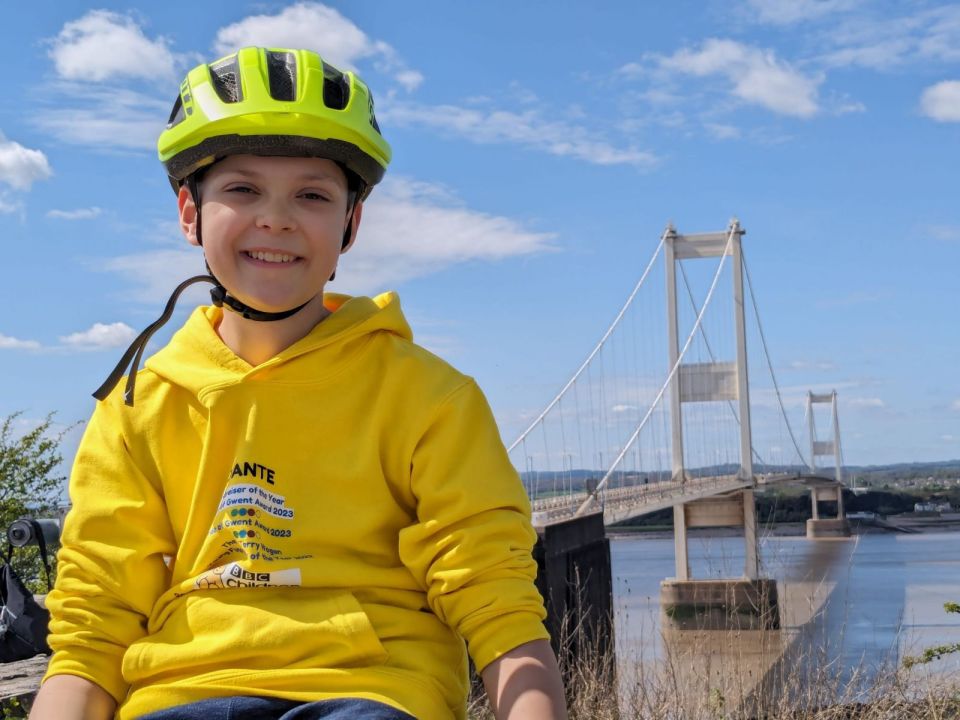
left=0, top=412, right=77, bottom=593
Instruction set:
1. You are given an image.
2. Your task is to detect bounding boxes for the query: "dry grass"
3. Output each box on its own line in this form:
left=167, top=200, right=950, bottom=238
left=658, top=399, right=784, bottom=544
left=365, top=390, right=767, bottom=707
left=467, top=610, right=960, bottom=720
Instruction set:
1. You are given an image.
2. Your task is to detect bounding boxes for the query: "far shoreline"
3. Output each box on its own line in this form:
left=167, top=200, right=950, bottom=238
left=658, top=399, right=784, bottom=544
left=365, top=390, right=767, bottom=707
left=607, top=515, right=960, bottom=540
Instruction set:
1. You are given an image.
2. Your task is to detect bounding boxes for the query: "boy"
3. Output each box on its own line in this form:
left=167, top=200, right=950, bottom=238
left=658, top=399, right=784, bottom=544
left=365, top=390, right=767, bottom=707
left=30, top=48, right=566, bottom=720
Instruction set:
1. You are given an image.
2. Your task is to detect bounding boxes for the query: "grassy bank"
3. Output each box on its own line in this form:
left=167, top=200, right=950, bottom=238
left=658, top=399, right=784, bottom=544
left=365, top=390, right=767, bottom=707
left=468, top=619, right=960, bottom=719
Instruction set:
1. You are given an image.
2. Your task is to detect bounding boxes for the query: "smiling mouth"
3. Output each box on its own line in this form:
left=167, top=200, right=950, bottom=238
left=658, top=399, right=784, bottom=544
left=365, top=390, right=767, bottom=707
left=243, top=250, right=301, bottom=264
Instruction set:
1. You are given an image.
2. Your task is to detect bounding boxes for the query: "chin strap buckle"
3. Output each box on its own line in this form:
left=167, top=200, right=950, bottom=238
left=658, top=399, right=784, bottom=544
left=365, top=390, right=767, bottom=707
left=209, top=285, right=226, bottom=307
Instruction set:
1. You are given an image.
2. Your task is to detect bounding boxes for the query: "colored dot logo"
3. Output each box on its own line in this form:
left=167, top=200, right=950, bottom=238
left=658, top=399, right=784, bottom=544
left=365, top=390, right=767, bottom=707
left=233, top=530, right=257, bottom=539
left=230, top=508, right=256, bottom=517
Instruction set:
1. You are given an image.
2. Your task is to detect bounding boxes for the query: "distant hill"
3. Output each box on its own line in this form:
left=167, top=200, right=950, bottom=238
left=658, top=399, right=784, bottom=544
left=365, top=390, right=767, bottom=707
left=520, top=460, right=960, bottom=484
left=520, top=460, right=960, bottom=501
left=844, top=459, right=960, bottom=484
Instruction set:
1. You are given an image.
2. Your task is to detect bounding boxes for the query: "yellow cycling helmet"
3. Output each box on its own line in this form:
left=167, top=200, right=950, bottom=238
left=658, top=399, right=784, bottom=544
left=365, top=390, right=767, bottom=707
left=158, top=47, right=391, bottom=198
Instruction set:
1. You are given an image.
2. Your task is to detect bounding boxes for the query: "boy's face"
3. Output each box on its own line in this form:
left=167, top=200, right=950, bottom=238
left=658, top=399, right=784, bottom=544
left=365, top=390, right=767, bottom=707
left=177, top=154, right=361, bottom=314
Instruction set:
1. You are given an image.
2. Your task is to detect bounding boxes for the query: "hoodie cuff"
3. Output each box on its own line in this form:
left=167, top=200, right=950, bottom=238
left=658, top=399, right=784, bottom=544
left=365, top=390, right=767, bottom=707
left=43, top=654, right=128, bottom=705
left=467, top=610, right=552, bottom=673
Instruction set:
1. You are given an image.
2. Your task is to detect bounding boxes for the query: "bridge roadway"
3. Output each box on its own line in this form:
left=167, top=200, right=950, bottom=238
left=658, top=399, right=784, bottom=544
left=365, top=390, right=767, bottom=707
left=530, top=472, right=840, bottom=527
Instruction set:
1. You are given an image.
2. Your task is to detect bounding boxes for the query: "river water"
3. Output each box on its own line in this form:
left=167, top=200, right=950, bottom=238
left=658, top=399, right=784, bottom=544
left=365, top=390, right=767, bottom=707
left=611, top=531, right=960, bottom=706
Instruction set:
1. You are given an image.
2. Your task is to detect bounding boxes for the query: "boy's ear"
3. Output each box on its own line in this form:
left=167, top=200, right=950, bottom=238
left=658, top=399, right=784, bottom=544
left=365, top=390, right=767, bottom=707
left=177, top=185, right=200, bottom=246
left=341, top=201, right=364, bottom=254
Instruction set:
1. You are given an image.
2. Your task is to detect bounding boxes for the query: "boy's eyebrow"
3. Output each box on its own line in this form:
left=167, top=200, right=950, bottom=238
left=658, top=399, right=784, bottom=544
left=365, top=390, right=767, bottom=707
left=219, top=168, right=343, bottom=183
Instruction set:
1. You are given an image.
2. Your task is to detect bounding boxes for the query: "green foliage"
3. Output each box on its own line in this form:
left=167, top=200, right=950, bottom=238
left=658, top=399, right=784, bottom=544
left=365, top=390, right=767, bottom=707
left=1, top=695, right=26, bottom=719
left=0, top=412, right=77, bottom=593
left=903, top=602, right=960, bottom=668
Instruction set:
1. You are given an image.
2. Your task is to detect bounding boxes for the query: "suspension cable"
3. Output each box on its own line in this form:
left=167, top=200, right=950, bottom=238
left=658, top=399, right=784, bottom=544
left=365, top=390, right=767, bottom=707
left=507, top=228, right=668, bottom=453
left=741, top=247, right=809, bottom=467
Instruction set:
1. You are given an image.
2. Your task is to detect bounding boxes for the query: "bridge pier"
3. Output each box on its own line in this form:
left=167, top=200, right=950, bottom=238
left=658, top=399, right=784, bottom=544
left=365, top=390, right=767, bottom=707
left=807, top=486, right=850, bottom=538
left=661, top=490, right=780, bottom=629
left=661, top=578, right=779, bottom=630
left=533, top=511, right=614, bottom=663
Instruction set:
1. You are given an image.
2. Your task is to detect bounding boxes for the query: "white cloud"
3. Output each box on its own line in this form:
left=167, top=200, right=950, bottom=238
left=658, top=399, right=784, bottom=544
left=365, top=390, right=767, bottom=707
left=0, top=193, right=23, bottom=216
left=35, top=84, right=166, bottom=151
left=382, top=102, right=657, bottom=167
left=820, top=7, right=960, bottom=70
left=656, top=39, right=821, bottom=117
left=705, top=123, right=741, bottom=140
left=618, top=62, right=645, bottom=79
left=921, top=81, right=960, bottom=122
left=47, top=206, right=102, bottom=220
left=0, top=333, right=41, bottom=350
left=917, top=6, right=960, bottom=63
left=59, top=322, right=137, bottom=350
left=849, top=397, right=885, bottom=408
left=336, top=177, right=555, bottom=293
left=395, top=70, right=425, bottom=93
left=0, top=133, right=53, bottom=190
left=745, top=0, right=859, bottom=25
left=48, top=10, right=177, bottom=83
left=928, top=224, right=960, bottom=242
left=820, top=39, right=912, bottom=70
left=213, top=3, right=422, bottom=92
left=952, top=399, right=960, bottom=412
left=788, top=360, right=836, bottom=371
left=833, top=98, right=866, bottom=114
left=104, top=248, right=209, bottom=305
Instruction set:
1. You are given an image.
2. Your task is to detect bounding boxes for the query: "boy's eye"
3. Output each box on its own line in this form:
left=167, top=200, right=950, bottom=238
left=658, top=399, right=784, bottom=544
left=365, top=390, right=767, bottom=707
left=300, top=191, right=330, bottom=201
left=226, top=185, right=256, bottom=194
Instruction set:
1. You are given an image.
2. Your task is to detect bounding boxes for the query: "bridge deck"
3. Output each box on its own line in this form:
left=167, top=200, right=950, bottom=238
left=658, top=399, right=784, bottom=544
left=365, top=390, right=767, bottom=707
left=531, top=473, right=840, bottom=527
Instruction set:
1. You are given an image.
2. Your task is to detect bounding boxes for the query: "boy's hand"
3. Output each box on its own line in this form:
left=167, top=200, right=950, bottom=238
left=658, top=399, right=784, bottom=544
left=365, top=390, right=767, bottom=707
left=29, top=674, right=117, bottom=720
left=481, top=639, right=568, bottom=720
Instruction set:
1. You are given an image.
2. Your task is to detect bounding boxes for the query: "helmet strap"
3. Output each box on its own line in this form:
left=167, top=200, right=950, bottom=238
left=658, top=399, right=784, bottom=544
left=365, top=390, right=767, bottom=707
left=93, top=274, right=217, bottom=406
left=330, top=181, right=364, bottom=282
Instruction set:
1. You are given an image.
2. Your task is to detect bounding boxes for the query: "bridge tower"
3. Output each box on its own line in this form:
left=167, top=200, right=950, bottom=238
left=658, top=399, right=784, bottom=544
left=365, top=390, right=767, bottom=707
left=805, top=390, right=850, bottom=538
left=660, top=219, right=778, bottom=628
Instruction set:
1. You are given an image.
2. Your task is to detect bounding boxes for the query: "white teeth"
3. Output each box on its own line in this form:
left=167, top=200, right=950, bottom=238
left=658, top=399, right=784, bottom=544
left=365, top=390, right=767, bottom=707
left=248, top=251, right=296, bottom=263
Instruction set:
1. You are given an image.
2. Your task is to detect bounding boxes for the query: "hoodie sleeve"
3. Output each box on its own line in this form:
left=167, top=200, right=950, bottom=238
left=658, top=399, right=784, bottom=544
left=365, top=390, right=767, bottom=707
left=397, top=380, right=550, bottom=673
left=43, top=394, right=176, bottom=702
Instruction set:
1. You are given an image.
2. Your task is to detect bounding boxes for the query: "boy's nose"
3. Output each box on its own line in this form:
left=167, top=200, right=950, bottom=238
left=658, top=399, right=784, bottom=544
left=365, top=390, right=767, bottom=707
left=255, top=201, right=297, bottom=232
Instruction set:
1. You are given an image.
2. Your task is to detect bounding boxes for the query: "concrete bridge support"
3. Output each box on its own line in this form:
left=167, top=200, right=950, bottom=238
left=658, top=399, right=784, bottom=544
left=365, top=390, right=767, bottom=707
left=807, top=485, right=850, bottom=538
left=661, top=221, right=779, bottom=629
left=661, top=491, right=779, bottom=629
left=533, top=511, right=614, bottom=663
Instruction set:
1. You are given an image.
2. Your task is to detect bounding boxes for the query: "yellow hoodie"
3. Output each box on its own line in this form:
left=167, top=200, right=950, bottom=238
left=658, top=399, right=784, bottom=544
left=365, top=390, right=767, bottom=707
left=44, top=293, right=549, bottom=720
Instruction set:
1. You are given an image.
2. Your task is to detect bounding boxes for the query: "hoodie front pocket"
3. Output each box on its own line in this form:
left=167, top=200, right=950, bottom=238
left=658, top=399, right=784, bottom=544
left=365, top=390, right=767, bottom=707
left=122, top=587, right=388, bottom=684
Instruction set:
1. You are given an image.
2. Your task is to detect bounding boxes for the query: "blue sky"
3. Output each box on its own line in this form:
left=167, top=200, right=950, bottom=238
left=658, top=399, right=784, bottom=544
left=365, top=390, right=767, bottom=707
left=1, top=0, right=958, bottom=470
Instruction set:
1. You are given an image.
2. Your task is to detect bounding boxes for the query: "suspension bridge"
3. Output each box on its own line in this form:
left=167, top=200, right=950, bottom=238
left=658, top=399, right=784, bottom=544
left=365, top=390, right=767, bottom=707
left=511, top=220, right=851, bottom=642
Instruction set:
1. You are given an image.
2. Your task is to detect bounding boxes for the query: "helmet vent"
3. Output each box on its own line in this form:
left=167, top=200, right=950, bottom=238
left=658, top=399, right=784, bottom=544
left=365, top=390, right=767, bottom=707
left=267, top=51, right=298, bottom=101
left=322, top=62, right=350, bottom=110
left=209, top=56, right=243, bottom=103
left=167, top=94, right=186, bottom=127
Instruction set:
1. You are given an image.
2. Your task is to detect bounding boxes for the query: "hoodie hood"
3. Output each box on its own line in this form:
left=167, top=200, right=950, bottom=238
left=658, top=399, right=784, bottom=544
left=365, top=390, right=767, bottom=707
left=145, top=291, right=412, bottom=401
